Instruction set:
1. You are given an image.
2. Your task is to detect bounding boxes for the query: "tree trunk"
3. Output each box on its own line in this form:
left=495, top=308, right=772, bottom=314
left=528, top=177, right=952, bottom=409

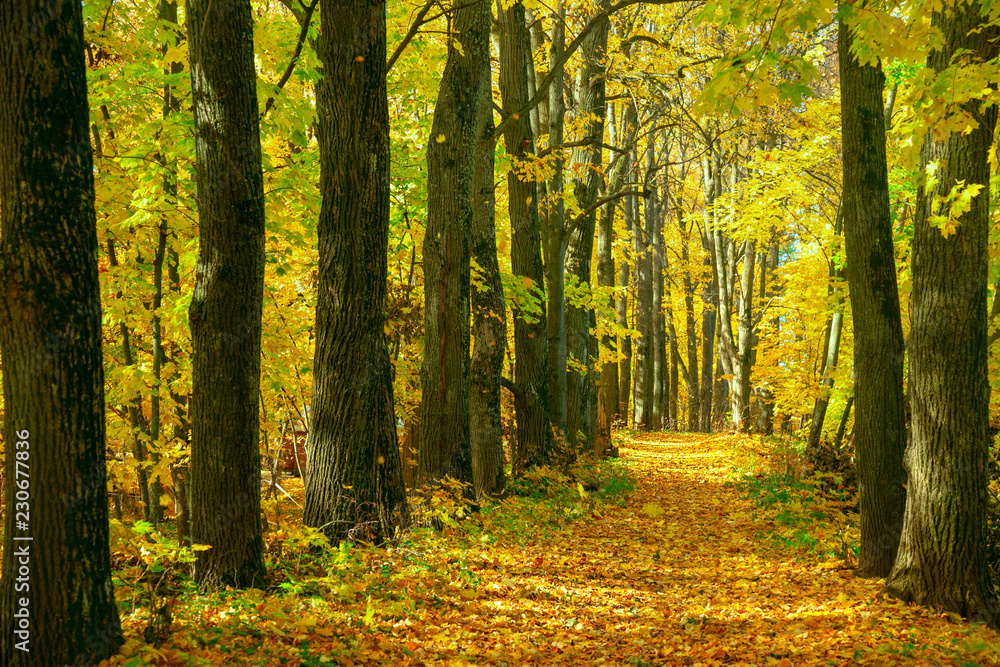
left=0, top=0, right=124, bottom=660
left=419, top=0, right=491, bottom=486
left=303, top=0, right=409, bottom=543
left=731, top=239, right=756, bottom=431
left=680, top=212, right=699, bottom=432
left=187, top=0, right=268, bottom=590
left=565, top=0, right=609, bottom=449
left=651, top=190, right=665, bottom=431
left=618, top=105, right=637, bottom=419
left=596, top=103, right=620, bottom=430
left=544, top=0, right=569, bottom=442
left=469, top=14, right=506, bottom=498
left=498, top=0, right=549, bottom=472
left=884, top=1, right=999, bottom=624
left=633, top=140, right=655, bottom=429
left=837, top=15, right=908, bottom=579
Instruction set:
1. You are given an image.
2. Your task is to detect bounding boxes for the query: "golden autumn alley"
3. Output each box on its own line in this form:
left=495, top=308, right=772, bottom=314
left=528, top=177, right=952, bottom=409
left=99, top=433, right=1000, bottom=666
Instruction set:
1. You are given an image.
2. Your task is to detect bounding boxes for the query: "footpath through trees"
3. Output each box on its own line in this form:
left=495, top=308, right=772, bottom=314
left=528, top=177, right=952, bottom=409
left=101, top=433, right=1000, bottom=665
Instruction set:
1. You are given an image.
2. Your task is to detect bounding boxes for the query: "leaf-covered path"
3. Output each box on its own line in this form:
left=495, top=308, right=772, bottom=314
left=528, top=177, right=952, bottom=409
left=107, top=433, right=1000, bottom=666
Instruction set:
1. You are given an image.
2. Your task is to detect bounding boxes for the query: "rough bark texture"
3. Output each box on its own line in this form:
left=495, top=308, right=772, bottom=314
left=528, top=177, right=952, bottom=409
left=565, top=0, right=609, bottom=448
left=884, top=2, right=999, bottom=623
left=0, top=1, right=124, bottom=661
left=838, top=17, right=908, bottom=579
left=303, top=0, right=409, bottom=543
left=469, top=11, right=506, bottom=498
left=544, top=0, right=569, bottom=442
left=419, top=0, right=489, bottom=486
left=187, top=0, right=268, bottom=590
left=632, top=141, right=655, bottom=428
left=498, top=0, right=549, bottom=472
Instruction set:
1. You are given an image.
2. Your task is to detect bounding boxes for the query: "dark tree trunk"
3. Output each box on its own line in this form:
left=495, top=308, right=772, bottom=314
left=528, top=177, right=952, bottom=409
left=884, top=1, right=999, bottom=623
left=565, top=0, right=609, bottom=449
left=596, top=103, right=619, bottom=430
left=544, top=0, right=569, bottom=442
left=498, top=0, right=549, bottom=472
left=0, top=0, right=124, bottom=661
left=304, top=0, right=409, bottom=541
left=700, top=255, right=717, bottom=432
left=419, top=0, right=489, bottom=486
left=470, top=10, right=506, bottom=498
left=680, top=212, right=699, bottom=432
left=617, top=104, right=637, bottom=419
left=632, top=141, right=655, bottom=429
left=837, top=16, right=908, bottom=579
left=187, top=0, right=268, bottom=590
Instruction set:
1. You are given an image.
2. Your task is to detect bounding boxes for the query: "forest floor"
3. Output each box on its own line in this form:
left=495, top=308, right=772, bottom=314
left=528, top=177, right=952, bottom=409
left=104, top=432, right=1000, bottom=666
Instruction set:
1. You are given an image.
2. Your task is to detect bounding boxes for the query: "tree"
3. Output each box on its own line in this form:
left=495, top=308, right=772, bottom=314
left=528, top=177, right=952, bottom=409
left=187, top=0, right=268, bottom=590
left=497, top=0, right=549, bottom=472
left=0, top=0, right=123, bottom=662
left=418, top=0, right=491, bottom=487
left=303, top=0, right=410, bottom=541
left=837, top=11, right=907, bottom=579
left=469, top=1, right=506, bottom=499
left=884, top=0, right=999, bottom=623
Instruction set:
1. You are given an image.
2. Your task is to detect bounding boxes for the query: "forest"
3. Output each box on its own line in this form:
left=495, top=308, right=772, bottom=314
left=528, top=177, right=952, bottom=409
left=2, top=0, right=1000, bottom=664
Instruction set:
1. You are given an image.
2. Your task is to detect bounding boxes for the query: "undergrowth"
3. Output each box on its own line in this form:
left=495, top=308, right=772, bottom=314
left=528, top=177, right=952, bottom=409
left=726, top=435, right=858, bottom=562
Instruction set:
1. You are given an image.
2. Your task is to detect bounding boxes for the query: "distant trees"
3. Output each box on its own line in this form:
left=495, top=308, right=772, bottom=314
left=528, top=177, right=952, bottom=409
left=187, top=0, right=268, bottom=589
left=0, top=0, right=123, bottom=662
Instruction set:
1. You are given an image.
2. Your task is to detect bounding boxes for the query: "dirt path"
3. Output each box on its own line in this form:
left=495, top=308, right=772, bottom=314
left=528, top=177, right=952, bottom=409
left=396, top=432, right=1000, bottom=665
left=108, top=432, right=1000, bottom=666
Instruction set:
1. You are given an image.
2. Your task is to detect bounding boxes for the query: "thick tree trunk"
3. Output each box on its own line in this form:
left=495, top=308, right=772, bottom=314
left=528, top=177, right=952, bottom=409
left=187, top=0, right=268, bottom=590
left=837, top=16, right=908, bottom=579
left=544, top=0, right=569, bottom=442
left=469, top=22, right=506, bottom=498
left=304, top=0, right=409, bottom=543
left=565, top=0, right=609, bottom=449
left=0, top=1, right=124, bottom=661
left=884, top=1, right=999, bottom=624
left=419, top=0, right=490, bottom=486
left=498, top=0, right=549, bottom=472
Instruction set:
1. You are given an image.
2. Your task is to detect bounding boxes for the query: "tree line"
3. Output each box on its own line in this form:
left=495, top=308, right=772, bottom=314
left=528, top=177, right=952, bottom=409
left=1, top=0, right=1000, bottom=663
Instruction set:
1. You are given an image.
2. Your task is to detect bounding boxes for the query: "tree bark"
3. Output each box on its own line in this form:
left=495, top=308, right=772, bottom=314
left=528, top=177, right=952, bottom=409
left=596, top=102, right=620, bottom=431
left=651, top=188, right=665, bottom=431
left=544, top=0, right=569, bottom=442
left=187, top=0, right=268, bottom=589
left=303, top=0, right=409, bottom=543
left=633, top=140, right=655, bottom=429
left=497, top=0, right=549, bottom=472
left=837, top=15, right=908, bottom=579
left=618, top=104, right=638, bottom=420
left=469, top=9, right=506, bottom=498
left=419, top=0, right=490, bottom=486
left=565, top=0, right=609, bottom=449
left=0, top=0, right=124, bottom=661
left=884, top=1, right=999, bottom=623
left=731, top=239, right=756, bottom=431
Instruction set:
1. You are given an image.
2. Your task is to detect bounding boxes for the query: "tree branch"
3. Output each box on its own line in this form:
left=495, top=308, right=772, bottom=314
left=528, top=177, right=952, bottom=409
left=387, top=0, right=438, bottom=74
left=262, top=0, right=320, bottom=119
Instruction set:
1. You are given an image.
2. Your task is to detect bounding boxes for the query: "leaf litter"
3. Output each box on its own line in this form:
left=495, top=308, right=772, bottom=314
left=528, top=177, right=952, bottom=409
left=101, top=432, right=1000, bottom=666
